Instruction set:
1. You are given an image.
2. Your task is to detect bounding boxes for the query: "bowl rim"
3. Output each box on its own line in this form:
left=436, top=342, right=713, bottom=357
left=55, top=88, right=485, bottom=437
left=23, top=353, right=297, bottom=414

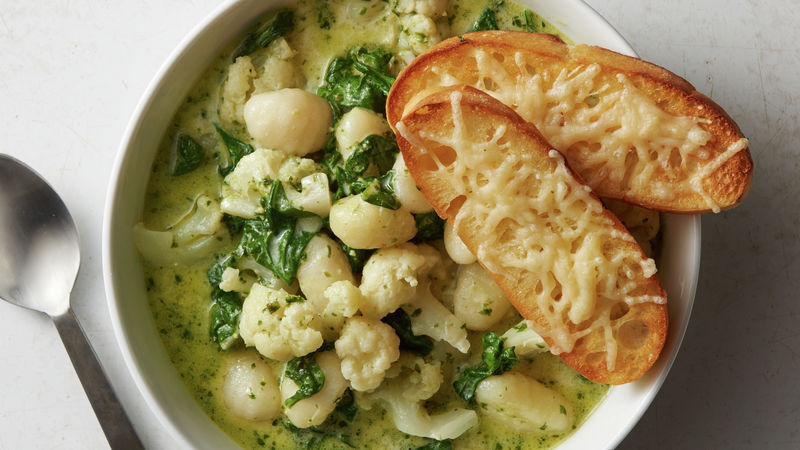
left=102, top=0, right=701, bottom=448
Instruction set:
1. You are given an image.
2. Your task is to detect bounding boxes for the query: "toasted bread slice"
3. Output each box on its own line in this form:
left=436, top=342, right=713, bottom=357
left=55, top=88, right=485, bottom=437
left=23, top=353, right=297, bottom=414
left=387, top=31, right=753, bottom=213
left=395, top=85, right=667, bottom=384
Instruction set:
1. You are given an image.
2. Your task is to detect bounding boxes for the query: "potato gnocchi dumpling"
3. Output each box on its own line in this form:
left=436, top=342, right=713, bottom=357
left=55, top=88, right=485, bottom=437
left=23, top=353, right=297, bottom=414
left=329, top=195, right=417, bottom=249
left=243, top=88, right=332, bottom=156
left=222, top=354, right=281, bottom=422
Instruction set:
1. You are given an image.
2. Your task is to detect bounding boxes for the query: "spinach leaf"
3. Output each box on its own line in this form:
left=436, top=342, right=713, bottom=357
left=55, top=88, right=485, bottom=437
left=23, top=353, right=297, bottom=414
left=360, top=171, right=399, bottom=210
left=234, top=9, right=295, bottom=59
left=513, top=9, right=541, bottom=32
left=453, top=332, right=519, bottom=404
left=317, top=46, right=395, bottom=121
left=284, top=353, right=326, bottom=408
left=222, top=213, right=246, bottom=235
left=209, top=288, right=242, bottom=350
left=413, top=212, right=445, bottom=242
left=330, top=388, right=358, bottom=423
left=340, top=242, right=372, bottom=273
left=326, top=134, right=401, bottom=209
left=237, top=181, right=321, bottom=284
left=344, top=134, right=397, bottom=177
left=415, top=440, right=453, bottom=450
left=280, top=386, right=358, bottom=447
left=171, top=134, right=205, bottom=176
left=214, top=124, right=254, bottom=176
left=470, top=0, right=504, bottom=31
left=282, top=419, right=355, bottom=449
left=207, top=252, right=236, bottom=286
left=382, top=309, right=433, bottom=356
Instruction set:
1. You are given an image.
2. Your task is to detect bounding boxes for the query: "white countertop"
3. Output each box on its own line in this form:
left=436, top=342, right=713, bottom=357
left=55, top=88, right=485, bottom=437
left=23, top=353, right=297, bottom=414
left=1, top=0, right=797, bottom=448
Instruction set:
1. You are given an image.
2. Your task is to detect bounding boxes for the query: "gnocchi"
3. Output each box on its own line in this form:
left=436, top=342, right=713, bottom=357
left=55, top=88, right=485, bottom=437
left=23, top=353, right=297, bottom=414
left=453, top=263, right=512, bottom=330
left=475, top=372, right=574, bottom=433
left=244, top=88, right=332, bottom=156
left=335, top=107, right=391, bottom=160
left=296, top=234, right=355, bottom=311
left=328, top=195, right=417, bottom=249
left=443, top=221, right=476, bottom=264
left=281, top=351, right=348, bottom=428
left=222, top=354, right=281, bottom=422
left=392, top=154, right=434, bottom=213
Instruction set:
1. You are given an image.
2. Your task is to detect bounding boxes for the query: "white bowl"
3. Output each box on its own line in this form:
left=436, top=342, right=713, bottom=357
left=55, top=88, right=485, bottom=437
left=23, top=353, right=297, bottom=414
left=103, top=0, right=701, bottom=448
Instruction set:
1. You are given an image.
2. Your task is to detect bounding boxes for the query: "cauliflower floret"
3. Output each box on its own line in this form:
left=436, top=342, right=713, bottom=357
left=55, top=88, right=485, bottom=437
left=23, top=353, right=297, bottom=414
left=132, top=195, right=231, bottom=265
left=358, top=352, right=476, bottom=440
left=394, top=0, right=448, bottom=17
left=252, top=37, right=304, bottom=93
left=398, top=14, right=441, bottom=55
left=319, top=280, right=363, bottom=339
left=219, top=267, right=256, bottom=293
left=219, top=56, right=257, bottom=125
left=220, top=148, right=285, bottom=218
left=283, top=173, right=332, bottom=217
left=278, top=156, right=322, bottom=185
left=383, top=352, right=442, bottom=401
left=239, top=283, right=323, bottom=361
left=359, top=242, right=444, bottom=318
left=221, top=149, right=331, bottom=218
left=501, top=320, right=549, bottom=357
left=404, top=282, right=470, bottom=353
left=335, top=316, right=400, bottom=391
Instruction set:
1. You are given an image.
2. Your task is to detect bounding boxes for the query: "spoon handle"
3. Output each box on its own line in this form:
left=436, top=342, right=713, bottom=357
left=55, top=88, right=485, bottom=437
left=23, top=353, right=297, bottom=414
left=54, top=308, right=145, bottom=450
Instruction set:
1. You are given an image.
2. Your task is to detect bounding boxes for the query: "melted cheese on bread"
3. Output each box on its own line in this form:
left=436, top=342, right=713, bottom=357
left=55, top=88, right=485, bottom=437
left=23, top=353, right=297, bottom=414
left=396, top=86, right=667, bottom=384
left=388, top=31, right=753, bottom=213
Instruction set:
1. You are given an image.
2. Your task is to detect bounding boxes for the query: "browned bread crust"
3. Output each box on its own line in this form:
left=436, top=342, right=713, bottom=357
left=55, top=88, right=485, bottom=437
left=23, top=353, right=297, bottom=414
left=395, top=85, right=667, bottom=385
left=387, top=31, right=753, bottom=213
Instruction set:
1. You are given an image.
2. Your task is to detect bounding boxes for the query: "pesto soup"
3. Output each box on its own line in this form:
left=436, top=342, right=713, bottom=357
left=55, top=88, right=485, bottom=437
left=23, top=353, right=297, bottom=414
left=134, top=0, right=620, bottom=448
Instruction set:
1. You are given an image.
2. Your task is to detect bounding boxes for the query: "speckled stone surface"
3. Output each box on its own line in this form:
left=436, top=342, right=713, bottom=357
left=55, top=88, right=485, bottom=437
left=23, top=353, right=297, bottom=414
left=0, top=1, right=796, bottom=448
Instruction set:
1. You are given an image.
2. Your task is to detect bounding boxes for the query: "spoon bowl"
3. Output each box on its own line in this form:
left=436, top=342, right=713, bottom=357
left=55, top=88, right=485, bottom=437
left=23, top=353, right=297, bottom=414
left=0, top=154, right=79, bottom=316
left=0, top=154, right=143, bottom=449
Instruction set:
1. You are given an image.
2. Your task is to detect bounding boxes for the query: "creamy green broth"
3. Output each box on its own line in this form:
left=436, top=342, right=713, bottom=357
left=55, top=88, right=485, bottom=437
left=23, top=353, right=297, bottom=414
left=140, top=0, right=606, bottom=448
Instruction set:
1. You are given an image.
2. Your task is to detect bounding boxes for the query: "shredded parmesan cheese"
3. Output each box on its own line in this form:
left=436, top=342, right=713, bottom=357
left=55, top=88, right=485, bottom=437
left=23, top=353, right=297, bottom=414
left=397, top=91, right=666, bottom=371
left=420, top=47, right=748, bottom=211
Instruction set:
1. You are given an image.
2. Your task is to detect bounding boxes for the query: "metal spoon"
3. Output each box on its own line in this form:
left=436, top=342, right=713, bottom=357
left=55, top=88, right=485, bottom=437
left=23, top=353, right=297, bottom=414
left=0, top=154, right=143, bottom=449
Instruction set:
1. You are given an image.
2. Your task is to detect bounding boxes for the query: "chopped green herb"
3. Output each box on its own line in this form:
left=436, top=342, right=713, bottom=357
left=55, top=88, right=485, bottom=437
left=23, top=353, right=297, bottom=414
left=317, top=3, right=335, bottom=29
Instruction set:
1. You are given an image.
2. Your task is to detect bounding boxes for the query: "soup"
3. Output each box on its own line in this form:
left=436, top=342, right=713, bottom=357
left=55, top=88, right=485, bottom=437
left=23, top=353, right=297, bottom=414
left=133, top=0, right=656, bottom=448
